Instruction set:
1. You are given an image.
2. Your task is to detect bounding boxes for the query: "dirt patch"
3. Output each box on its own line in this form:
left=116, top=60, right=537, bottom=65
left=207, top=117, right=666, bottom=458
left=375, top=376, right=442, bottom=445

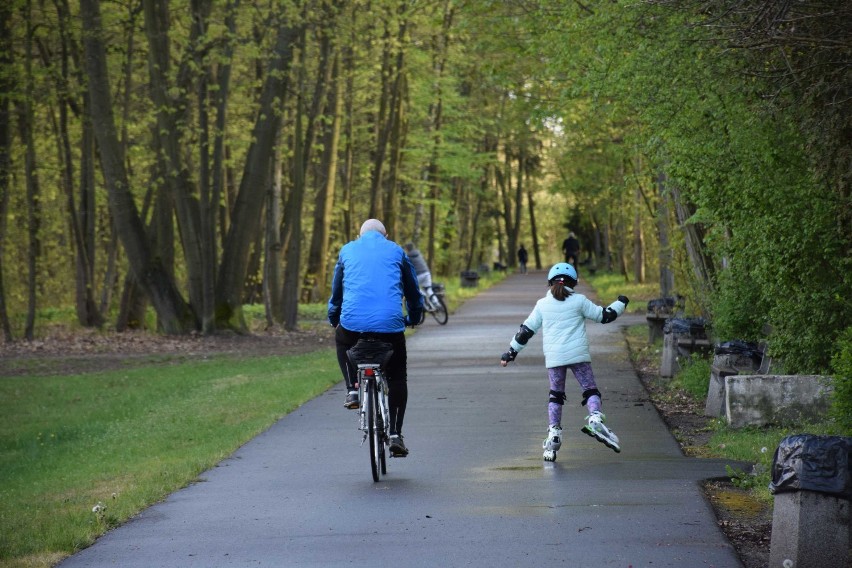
left=0, top=324, right=336, bottom=378
left=625, top=330, right=772, bottom=568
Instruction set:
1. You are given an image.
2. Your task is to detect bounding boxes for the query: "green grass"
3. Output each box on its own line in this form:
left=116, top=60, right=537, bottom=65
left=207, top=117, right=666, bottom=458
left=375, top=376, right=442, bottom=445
left=671, top=354, right=712, bottom=399
left=0, top=350, right=340, bottom=567
left=583, top=272, right=658, bottom=311
left=0, top=275, right=508, bottom=567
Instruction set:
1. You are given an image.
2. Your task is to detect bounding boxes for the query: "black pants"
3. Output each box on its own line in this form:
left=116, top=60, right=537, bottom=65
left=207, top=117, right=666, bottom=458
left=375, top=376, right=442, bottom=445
left=335, top=326, right=408, bottom=435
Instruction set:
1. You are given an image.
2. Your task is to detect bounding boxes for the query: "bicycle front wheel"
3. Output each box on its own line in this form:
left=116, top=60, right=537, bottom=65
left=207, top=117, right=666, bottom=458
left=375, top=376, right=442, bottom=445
left=366, top=380, right=380, bottom=482
left=429, top=296, right=448, bottom=325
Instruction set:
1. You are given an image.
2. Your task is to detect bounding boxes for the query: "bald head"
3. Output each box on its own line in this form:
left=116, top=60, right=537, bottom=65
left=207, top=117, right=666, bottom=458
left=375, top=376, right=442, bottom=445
left=359, top=219, right=387, bottom=236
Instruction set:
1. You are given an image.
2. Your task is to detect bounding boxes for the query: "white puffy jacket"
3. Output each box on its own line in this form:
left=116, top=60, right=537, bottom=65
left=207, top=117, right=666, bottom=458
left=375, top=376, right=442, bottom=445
left=509, top=292, right=627, bottom=368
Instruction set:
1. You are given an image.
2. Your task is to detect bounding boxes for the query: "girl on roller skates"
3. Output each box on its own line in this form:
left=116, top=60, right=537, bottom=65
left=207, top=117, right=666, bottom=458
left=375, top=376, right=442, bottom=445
left=499, top=263, right=629, bottom=461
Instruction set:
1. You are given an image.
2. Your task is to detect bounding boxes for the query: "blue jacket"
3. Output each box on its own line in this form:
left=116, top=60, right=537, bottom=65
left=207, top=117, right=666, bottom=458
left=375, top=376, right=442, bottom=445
left=327, top=231, right=423, bottom=332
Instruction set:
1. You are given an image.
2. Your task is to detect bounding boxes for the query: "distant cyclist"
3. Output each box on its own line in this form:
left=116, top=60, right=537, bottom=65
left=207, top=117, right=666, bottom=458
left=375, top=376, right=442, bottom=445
left=499, top=263, right=629, bottom=461
left=328, top=219, right=423, bottom=457
left=404, top=242, right=436, bottom=304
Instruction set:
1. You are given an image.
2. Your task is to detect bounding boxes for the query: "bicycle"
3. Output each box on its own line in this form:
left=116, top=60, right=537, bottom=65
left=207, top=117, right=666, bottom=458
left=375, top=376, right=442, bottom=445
left=347, top=338, right=394, bottom=482
left=420, top=283, right=448, bottom=325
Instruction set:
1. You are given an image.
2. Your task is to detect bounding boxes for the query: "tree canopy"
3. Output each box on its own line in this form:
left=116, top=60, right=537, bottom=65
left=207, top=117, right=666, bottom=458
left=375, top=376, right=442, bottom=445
left=0, top=0, right=849, bottom=373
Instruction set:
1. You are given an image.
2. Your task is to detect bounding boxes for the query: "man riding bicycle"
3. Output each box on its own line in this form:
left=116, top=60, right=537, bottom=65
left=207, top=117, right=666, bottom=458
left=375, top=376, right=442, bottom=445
left=328, top=219, right=423, bottom=457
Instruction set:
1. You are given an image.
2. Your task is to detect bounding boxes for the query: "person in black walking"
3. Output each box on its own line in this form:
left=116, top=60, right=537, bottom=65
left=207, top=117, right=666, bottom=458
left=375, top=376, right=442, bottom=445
left=517, top=244, right=528, bottom=274
left=561, top=232, right=580, bottom=267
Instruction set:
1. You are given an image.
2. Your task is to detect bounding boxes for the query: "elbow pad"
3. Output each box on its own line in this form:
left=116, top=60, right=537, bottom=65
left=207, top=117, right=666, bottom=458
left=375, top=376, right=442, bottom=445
left=601, top=307, right=618, bottom=324
left=514, top=324, right=535, bottom=345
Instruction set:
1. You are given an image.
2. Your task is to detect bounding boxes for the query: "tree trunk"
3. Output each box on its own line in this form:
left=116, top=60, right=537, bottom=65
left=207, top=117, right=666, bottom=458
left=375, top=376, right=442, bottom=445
left=307, top=52, right=342, bottom=302
left=633, top=185, right=645, bottom=283
left=215, top=19, right=298, bottom=330
left=527, top=189, right=541, bottom=270
left=668, top=178, right=715, bottom=312
left=0, top=0, right=13, bottom=341
left=81, top=0, right=195, bottom=334
left=282, top=11, right=336, bottom=328
left=655, top=172, right=674, bottom=297
left=143, top=0, right=204, bottom=326
left=19, top=0, right=40, bottom=341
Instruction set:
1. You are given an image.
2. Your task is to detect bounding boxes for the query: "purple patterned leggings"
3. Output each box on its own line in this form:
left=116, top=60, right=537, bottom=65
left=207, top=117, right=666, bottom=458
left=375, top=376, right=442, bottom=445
left=547, top=362, right=600, bottom=426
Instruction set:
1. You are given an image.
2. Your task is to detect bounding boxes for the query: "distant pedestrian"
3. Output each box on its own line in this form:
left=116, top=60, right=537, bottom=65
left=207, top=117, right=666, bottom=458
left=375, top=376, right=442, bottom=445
left=517, top=244, right=528, bottom=274
left=561, top=232, right=580, bottom=266
left=498, top=263, right=629, bottom=461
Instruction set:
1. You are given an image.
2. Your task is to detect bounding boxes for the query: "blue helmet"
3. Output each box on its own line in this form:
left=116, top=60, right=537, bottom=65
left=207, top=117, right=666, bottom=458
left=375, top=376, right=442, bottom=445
left=547, top=263, right=578, bottom=286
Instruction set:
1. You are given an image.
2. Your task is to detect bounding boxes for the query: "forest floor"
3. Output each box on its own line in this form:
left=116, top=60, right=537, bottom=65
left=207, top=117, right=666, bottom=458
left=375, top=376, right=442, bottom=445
left=0, top=323, right=771, bottom=567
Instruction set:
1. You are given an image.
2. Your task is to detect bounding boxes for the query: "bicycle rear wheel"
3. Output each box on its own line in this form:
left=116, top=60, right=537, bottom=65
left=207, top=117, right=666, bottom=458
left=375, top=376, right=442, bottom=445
left=429, top=296, right=448, bottom=325
left=377, top=385, right=387, bottom=475
left=366, top=380, right=380, bottom=482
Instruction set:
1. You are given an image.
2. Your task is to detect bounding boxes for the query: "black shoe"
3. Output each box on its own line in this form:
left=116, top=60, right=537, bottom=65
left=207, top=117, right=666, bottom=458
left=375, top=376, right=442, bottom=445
left=344, top=391, right=359, bottom=409
left=389, top=434, right=409, bottom=457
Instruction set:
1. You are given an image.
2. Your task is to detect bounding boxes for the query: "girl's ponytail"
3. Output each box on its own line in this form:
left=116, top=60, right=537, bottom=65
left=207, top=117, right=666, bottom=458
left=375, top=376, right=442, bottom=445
left=550, top=280, right=573, bottom=301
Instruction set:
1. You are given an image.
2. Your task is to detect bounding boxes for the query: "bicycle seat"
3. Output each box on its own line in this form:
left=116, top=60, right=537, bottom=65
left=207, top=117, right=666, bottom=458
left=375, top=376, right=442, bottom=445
left=347, top=338, right=394, bottom=369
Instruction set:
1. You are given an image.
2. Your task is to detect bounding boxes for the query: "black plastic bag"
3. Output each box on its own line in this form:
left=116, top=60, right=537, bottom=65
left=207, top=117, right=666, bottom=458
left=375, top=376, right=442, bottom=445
left=769, top=434, right=852, bottom=500
left=663, top=317, right=708, bottom=338
left=647, top=298, right=676, bottom=312
left=714, top=340, right=762, bottom=363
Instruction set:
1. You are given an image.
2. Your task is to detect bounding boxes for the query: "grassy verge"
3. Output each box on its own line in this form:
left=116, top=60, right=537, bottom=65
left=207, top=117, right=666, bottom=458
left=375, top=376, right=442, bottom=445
left=0, top=350, right=340, bottom=567
left=0, top=272, right=504, bottom=567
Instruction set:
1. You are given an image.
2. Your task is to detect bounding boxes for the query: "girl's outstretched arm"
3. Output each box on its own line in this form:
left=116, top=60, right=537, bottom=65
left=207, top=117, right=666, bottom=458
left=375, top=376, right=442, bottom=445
left=599, top=295, right=630, bottom=324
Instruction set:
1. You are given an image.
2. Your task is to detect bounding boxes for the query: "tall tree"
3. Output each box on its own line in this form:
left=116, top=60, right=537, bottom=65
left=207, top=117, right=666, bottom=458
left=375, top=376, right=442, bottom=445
left=215, top=16, right=299, bottom=330
left=81, top=0, right=195, bottom=334
left=0, top=0, right=13, bottom=340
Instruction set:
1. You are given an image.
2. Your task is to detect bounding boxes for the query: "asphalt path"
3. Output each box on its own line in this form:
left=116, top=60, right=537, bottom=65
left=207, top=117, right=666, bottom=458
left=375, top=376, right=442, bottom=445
left=59, top=271, right=744, bottom=567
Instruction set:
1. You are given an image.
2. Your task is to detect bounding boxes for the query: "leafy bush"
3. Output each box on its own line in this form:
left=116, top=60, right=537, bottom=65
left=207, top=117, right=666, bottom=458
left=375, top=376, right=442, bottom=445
left=830, top=326, right=852, bottom=435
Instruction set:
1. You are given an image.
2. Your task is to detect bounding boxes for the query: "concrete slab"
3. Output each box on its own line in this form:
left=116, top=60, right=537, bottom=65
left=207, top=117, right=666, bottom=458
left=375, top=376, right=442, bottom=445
left=58, top=271, right=746, bottom=567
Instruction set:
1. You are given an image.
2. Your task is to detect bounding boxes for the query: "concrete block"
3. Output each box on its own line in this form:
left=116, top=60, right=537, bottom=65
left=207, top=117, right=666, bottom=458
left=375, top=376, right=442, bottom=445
left=725, top=375, right=834, bottom=428
left=646, top=314, right=668, bottom=343
left=704, top=366, right=738, bottom=417
left=769, top=490, right=850, bottom=568
left=660, top=333, right=678, bottom=378
left=704, top=353, right=761, bottom=418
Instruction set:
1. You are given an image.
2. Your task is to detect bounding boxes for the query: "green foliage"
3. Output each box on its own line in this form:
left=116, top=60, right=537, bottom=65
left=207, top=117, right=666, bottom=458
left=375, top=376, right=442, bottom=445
left=830, top=327, right=852, bottom=435
left=671, top=354, right=711, bottom=400
left=584, top=271, right=658, bottom=312
left=0, top=351, right=340, bottom=562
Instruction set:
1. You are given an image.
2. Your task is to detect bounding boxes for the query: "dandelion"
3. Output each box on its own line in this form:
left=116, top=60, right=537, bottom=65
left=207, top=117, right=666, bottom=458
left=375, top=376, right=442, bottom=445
left=92, top=502, right=106, bottom=517
left=761, top=447, right=768, bottom=453
left=783, top=560, right=793, bottom=568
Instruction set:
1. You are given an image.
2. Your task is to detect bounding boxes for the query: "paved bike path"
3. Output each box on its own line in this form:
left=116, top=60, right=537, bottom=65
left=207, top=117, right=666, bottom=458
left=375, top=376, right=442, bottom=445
left=60, top=272, right=745, bottom=567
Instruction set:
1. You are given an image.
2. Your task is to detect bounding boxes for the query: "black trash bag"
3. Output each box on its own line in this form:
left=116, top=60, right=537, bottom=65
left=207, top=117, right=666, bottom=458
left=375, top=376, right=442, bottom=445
left=769, top=434, right=852, bottom=500
left=714, top=340, right=763, bottom=363
left=647, top=298, right=676, bottom=312
left=663, top=317, right=708, bottom=337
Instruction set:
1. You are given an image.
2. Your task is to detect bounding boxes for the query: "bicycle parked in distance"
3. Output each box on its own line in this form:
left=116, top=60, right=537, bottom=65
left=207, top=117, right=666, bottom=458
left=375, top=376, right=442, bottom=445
left=347, top=338, right=394, bottom=482
left=420, top=283, right=448, bottom=325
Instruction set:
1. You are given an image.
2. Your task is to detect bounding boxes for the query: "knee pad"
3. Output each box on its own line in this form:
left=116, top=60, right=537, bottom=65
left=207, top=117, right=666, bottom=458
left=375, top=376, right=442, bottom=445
left=581, top=388, right=601, bottom=406
left=549, top=390, right=566, bottom=405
